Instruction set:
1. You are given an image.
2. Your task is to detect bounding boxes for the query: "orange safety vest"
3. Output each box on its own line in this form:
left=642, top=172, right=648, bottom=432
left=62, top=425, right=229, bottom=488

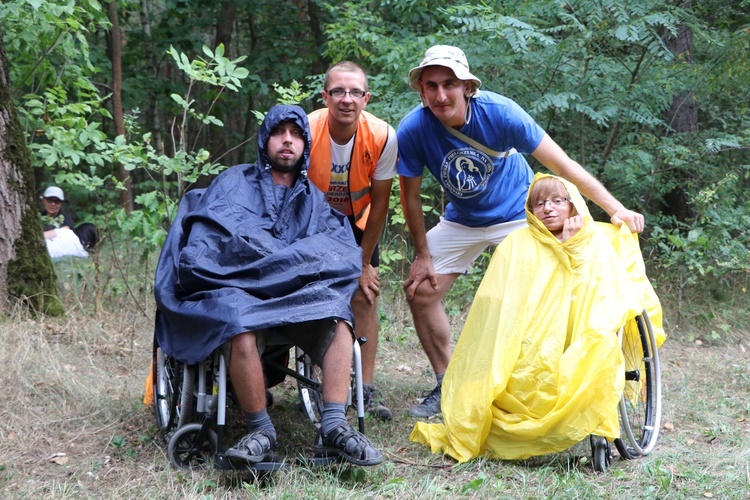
left=308, top=108, right=390, bottom=230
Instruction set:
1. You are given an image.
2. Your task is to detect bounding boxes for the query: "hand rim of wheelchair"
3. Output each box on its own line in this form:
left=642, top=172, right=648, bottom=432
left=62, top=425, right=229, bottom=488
left=614, top=310, right=662, bottom=460
left=296, top=346, right=324, bottom=426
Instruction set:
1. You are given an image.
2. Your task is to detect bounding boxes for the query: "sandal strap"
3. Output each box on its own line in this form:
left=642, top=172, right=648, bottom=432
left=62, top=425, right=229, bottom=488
left=325, top=424, right=373, bottom=459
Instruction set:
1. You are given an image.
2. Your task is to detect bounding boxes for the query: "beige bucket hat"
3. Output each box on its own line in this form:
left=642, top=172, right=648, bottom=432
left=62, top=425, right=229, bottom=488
left=408, top=45, right=482, bottom=93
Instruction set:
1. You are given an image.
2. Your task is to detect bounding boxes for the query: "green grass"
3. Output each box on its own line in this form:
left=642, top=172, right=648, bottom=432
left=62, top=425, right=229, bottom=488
left=0, top=245, right=748, bottom=498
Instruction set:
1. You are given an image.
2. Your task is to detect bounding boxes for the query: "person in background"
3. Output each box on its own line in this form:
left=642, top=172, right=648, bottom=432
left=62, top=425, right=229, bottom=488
left=40, top=186, right=73, bottom=239
left=40, top=186, right=91, bottom=259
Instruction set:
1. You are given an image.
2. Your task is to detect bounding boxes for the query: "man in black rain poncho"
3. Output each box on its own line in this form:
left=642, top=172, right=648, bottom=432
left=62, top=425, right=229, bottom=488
left=154, top=105, right=382, bottom=466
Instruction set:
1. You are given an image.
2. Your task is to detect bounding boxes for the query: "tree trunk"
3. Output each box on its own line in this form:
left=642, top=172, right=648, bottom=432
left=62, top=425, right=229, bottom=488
left=107, top=0, right=134, bottom=213
left=661, top=1, right=698, bottom=221
left=307, top=0, right=327, bottom=111
left=138, top=0, right=164, bottom=157
left=0, top=33, right=64, bottom=315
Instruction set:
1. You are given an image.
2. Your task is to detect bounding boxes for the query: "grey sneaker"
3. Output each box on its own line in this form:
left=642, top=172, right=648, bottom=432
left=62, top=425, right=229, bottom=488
left=363, top=384, right=393, bottom=421
left=408, top=384, right=442, bottom=418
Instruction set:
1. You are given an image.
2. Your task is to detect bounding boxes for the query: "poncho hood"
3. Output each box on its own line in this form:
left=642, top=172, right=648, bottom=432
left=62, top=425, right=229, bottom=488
left=525, top=172, right=594, bottom=248
left=257, top=104, right=311, bottom=178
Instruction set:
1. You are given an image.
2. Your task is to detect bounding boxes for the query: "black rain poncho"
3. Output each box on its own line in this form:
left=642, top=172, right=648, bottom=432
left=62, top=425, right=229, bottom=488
left=154, top=105, right=362, bottom=364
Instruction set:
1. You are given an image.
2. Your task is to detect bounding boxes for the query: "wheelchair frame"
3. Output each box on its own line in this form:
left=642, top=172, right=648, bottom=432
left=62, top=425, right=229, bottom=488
left=590, top=309, right=662, bottom=472
left=152, top=337, right=366, bottom=470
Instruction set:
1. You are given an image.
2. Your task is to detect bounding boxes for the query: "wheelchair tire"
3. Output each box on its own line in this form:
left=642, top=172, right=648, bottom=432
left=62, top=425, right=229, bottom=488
left=177, top=363, right=195, bottom=428
left=167, top=423, right=218, bottom=470
left=296, top=347, right=323, bottom=426
left=153, top=342, right=183, bottom=438
left=590, top=435, right=611, bottom=472
left=615, top=311, right=662, bottom=459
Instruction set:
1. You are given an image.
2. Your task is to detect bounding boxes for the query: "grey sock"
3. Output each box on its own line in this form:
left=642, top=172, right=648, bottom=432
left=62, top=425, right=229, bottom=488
left=243, top=408, right=276, bottom=440
left=436, top=372, right=445, bottom=387
left=320, top=401, right=347, bottom=436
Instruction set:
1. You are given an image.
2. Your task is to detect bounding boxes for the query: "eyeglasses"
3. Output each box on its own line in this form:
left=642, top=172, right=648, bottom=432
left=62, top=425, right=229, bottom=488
left=326, top=88, right=367, bottom=99
left=531, top=197, right=569, bottom=212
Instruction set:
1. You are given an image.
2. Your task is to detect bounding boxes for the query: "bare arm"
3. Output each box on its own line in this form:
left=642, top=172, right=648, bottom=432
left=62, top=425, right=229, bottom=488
left=358, top=177, right=393, bottom=304
left=400, top=174, right=438, bottom=299
left=531, top=134, right=645, bottom=233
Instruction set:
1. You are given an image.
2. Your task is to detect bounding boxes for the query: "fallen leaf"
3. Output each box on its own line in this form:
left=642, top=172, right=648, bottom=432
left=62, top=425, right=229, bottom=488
left=52, top=456, right=69, bottom=465
left=397, top=365, right=413, bottom=372
left=663, top=422, right=675, bottom=431
left=703, top=493, right=713, bottom=498
left=687, top=439, right=694, bottom=444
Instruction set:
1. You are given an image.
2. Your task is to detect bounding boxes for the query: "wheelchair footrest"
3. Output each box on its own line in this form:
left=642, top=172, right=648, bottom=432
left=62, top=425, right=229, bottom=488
left=218, top=454, right=291, bottom=472
left=296, top=455, right=340, bottom=467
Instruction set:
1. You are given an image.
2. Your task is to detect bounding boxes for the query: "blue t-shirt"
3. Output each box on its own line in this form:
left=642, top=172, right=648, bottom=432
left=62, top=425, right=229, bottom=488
left=397, top=90, right=545, bottom=227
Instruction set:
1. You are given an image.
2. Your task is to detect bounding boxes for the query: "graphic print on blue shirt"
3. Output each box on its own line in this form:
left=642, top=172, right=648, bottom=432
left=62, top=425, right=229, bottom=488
left=440, top=148, right=494, bottom=199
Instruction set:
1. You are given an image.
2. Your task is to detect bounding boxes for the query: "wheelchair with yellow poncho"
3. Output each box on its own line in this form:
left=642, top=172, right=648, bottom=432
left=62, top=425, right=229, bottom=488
left=410, top=174, right=665, bottom=473
left=590, top=309, right=662, bottom=471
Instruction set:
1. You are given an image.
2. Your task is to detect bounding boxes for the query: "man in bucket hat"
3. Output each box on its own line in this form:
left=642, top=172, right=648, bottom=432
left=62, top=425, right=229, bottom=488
left=397, top=45, right=644, bottom=418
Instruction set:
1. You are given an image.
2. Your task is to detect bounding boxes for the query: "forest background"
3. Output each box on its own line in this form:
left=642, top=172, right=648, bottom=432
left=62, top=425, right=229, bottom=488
left=1, top=0, right=749, bottom=312
left=1, top=1, right=750, bottom=497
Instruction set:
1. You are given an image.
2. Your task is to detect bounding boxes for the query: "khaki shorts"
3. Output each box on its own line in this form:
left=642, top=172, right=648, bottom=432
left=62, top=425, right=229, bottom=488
left=427, top=218, right=527, bottom=275
left=256, top=318, right=350, bottom=366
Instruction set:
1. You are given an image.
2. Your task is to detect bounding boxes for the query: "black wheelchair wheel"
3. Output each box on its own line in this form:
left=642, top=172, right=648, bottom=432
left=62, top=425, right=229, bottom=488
left=615, top=311, right=662, bottom=459
left=590, top=435, right=612, bottom=472
left=167, top=423, right=218, bottom=470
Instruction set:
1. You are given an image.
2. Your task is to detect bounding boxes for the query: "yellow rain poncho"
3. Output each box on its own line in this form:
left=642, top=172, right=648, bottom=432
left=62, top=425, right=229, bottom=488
left=410, top=173, right=665, bottom=462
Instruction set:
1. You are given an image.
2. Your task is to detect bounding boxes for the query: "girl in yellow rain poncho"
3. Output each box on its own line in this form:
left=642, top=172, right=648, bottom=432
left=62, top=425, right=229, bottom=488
left=410, top=173, right=665, bottom=463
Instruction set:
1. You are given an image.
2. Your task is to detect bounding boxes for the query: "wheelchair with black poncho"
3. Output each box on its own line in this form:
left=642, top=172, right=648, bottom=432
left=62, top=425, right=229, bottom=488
left=410, top=174, right=665, bottom=472
left=151, top=326, right=369, bottom=471
left=147, top=135, right=381, bottom=471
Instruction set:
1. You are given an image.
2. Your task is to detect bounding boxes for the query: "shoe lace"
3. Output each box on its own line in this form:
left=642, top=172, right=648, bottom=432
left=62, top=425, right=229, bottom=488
left=363, top=386, right=386, bottom=407
left=420, top=385, right=441, bottom=406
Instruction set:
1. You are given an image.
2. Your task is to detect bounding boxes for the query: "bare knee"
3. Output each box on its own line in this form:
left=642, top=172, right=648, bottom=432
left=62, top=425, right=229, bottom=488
left=231, top=331, right=257, bottom=360
left=407, top=281, right=444, bottom=310
left=351, top=289, right=377, bottom=313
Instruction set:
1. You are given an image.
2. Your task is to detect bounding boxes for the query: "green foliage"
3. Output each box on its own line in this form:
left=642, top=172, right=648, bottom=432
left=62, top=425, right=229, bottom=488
left=2, top=0, right=749, bottom=308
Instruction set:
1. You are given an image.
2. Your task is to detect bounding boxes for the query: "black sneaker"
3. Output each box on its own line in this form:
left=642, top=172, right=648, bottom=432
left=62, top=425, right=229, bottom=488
left=363, top=384, right=393, bottom=421
left=408, top=384, right=442, bottom=418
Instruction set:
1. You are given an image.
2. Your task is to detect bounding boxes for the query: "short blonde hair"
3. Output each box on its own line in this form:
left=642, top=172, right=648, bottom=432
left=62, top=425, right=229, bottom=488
left=527, top=177, right=577, bottom=216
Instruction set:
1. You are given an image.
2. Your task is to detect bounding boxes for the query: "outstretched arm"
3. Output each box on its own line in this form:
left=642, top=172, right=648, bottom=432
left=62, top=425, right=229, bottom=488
left=531, top=134, right=645, bottom=233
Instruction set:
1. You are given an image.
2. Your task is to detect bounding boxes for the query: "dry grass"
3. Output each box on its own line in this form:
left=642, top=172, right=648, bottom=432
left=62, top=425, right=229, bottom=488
left=1, top=253, right=749, bottom=498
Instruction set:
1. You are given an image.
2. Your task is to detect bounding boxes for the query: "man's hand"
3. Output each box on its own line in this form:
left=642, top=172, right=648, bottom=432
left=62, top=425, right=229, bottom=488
left=561, top=215, right=584, bottom=242
left=610, top=208, right=645, bottom=233
left=403, top=255, right=438, bottom=300
left=358, top=263, right=380, bottom=305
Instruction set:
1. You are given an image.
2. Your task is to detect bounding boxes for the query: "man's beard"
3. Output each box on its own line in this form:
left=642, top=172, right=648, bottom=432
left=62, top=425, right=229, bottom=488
left=269, top=155, right=302, bottom=173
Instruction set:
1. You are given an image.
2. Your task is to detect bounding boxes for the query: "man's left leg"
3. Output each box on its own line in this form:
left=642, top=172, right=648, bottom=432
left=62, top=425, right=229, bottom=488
left=314, top=320, right=383, bottom=466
